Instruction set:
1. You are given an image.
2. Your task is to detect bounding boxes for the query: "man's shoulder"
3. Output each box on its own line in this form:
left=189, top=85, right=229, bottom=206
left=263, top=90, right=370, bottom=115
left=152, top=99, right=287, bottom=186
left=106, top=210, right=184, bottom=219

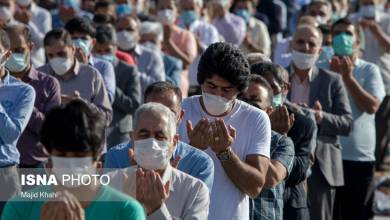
left=317, top=67, right=342, bottom=82
left=172, top=168, right=209, bottom=194
left=106, top=142, right=131, bottom=157
left=177, top=141, right=213, bottom=163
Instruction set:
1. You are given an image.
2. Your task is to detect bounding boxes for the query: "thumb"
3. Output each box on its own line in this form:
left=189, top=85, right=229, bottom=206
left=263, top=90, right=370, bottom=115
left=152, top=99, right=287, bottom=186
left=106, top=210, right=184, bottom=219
left=290, top=113, right=295, bottom=125
left=228, top=125, right=237, bottom=139
left=314, top=101, right=322, bottom=110
left=186, top=120, right=194, bottom=133
left=164, top=181, right=170, bottom=195
left=128, top=149, right=137, bottom=166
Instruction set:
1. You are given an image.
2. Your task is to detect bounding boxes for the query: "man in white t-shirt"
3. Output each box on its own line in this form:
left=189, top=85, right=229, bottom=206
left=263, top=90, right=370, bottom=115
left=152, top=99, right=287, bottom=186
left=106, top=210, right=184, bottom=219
left=178, top=42, right=271, bottom=220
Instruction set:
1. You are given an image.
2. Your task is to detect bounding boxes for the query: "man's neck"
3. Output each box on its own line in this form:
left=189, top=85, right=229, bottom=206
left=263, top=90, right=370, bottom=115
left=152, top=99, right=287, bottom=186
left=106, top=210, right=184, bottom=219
left=293, top=65, right=312, bottom=83
left=11, top=65, right=31, bottom=81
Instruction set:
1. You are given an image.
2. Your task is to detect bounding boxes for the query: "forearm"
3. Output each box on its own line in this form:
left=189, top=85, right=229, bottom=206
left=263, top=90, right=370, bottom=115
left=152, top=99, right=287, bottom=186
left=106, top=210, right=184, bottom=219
left=26, top=107, right=45, bottom=135
left=373, top=27, right=390, bottom=51
left=264, top=160, right=287, bottom=188
left=164, top=39, right=191, bottom=67
left=221, top=152, right=268, bottom=198
left=344, top=76, right=380, bottom=114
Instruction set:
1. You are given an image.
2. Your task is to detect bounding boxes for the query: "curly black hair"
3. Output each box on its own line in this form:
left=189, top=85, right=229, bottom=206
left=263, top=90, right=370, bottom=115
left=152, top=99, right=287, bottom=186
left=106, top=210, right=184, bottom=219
left=197, top=42, right=250, bottom=93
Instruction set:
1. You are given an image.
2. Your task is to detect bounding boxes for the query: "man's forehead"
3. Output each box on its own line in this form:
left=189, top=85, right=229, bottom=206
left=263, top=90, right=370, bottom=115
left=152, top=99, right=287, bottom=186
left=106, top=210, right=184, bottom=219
left=294, top=26, right=320, bottom=41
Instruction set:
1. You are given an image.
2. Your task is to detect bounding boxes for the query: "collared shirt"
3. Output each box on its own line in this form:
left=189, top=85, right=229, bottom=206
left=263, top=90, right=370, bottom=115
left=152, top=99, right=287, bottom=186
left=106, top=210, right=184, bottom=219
left=240, top=17, right=272, bottom=57
left=165, top=25, right=197, bottom=65
left=251, top=131, right=295, bottom=220
left=290, top=68, right=313, bottom=105
left=0, top=72, right=35, bottom=167
left=212, top=13, right=246, bottom=46
left=104, top=141, right=215, bottom=192
left=132, top=45, right=165, bottom=93
left=340, top=59, right=386, bottom=161
left=108, top=165, right=210, bottom=220
left=90, top=57, right=116, bottom=103
left=37, top=60, right=113, bottom=124
left=16, top=68, right=61, bottom=166
left=349, top=11, right=390, bottom=95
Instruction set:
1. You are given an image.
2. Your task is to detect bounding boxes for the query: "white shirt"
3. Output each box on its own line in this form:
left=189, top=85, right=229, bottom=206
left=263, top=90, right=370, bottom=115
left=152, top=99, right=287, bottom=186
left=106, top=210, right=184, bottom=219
left=349, top=11, right=390, bottom=94
left=26, top=3, right=51, bottom=67
left=108, top=165, right=210, bottom=220
left=178, top=96, right=271, bottom=220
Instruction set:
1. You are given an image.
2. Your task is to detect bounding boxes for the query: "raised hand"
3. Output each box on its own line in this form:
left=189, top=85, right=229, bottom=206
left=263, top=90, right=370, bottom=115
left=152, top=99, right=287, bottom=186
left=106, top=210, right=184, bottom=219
left=270, top=105, right=295, bottom=135
left=209, top=118, right=236, bottom=153
left=186, top=118, right=211, bottom=150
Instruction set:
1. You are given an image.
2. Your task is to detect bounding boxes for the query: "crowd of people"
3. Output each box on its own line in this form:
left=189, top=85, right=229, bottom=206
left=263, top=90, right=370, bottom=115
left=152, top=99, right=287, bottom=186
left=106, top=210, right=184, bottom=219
left=0, top=0, right=389, bottom=219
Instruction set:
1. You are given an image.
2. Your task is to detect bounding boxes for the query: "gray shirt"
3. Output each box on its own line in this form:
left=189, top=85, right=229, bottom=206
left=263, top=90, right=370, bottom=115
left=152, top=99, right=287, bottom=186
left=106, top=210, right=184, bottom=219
left=37, top=60, right=113, bottom=124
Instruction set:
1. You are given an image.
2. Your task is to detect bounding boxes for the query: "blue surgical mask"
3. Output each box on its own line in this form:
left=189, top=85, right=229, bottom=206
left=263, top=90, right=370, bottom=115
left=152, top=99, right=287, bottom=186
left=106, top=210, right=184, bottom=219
left=72, top=38, right=91, bottom=55
left=95, top=53, right=116, bottom=64
left=116, top=3, right=132, bottom=17
left=317, top=46, right=334, bottom=65
left=63, top=0, right=80, bottom=9
left=272, top=93, right=284, bottom=107
left=332, top=32, right=354, bottom=56
left=6, top=53, right=28, bottom=73
left=235, top=9, right=251, bottom=23
left=360, top=5, right=377, bottom=18
left=180, top=10, right=198, bottom=27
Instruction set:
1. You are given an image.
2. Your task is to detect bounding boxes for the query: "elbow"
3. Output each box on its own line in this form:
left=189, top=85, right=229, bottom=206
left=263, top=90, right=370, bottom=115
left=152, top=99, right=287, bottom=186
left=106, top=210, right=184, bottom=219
left=364, top=102, right=380, bottom=115
left=248, top=176, right=266, bottom=199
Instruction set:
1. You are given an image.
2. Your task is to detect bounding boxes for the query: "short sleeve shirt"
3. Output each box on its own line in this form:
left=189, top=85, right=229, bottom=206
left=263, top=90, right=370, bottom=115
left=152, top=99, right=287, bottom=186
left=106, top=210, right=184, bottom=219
left=178, top=96, right=271, bottom=220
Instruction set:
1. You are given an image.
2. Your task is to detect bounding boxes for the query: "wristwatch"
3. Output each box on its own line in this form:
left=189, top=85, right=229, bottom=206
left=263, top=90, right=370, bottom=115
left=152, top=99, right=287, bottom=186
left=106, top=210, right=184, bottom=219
left=216, top=147, right=232, bottom=161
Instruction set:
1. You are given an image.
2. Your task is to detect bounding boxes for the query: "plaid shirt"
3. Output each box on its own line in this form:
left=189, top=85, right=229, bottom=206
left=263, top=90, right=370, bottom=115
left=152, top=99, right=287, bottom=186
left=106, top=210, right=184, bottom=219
left=250, top=131, right=295, bottom=220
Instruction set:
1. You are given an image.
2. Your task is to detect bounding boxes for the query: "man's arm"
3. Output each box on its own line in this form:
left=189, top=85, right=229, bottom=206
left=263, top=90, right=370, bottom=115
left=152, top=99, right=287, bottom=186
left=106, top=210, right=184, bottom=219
left=264, top=134, right=294, bottom=188
left=0, top=86, right=35, bottom=143
left=91, top=70, right=113, bottom=125
left=26, top=77, right=61, bottom=135
left=221, top=153, right=269, bottom=198
left=113, top=67, right=141, bottom=115
left=319, top=75, right=353, bottom=136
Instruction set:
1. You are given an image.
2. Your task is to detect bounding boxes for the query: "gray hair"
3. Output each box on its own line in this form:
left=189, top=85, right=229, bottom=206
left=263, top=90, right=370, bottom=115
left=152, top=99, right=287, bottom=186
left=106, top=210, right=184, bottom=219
left=140, top=21, right=163, bottom=42
left=246, top=53, right=271, bottom=66
left=133, top=103, right=177, bottom=137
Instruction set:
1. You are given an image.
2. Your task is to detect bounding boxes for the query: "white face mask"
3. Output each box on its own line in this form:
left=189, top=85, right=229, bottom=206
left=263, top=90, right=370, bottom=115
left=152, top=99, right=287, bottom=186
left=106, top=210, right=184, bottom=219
left=6, top=53, right=28, bottom=72
left=157, top=9, right=176, bottom=24
left=51, top=156, right=96, bottom=188
left=291, top=50, right=318, bottom=70
left=117, top=30, right=137, bottom=51
left=202, top=92, right=233, bottom=116
left=360, top=5, right=377, bottom=18
left=315, top=15, right=327, bottom=25
left=133, top=138, right=171, bottom=170
left=49, top=57, right=73, bottom=76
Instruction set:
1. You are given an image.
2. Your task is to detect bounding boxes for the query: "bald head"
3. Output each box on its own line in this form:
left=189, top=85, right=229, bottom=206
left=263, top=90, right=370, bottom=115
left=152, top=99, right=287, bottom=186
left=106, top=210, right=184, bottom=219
left=298, top=15, right=319, bottom=27
left=291, top=25, right=323, bottom=55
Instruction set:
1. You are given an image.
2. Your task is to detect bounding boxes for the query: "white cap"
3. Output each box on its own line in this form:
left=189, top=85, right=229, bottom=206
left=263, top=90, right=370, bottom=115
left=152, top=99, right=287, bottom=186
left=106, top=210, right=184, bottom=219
left=16, top=0, right=32, bottom=6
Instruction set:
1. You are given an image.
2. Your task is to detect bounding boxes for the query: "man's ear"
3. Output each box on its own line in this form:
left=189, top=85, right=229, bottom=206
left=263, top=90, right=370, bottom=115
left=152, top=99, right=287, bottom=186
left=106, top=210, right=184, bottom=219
left=91, top=38, right=96, bottom=47
left=4, top=49, right=11, bottom=60
left=179, top=109, right=184, bottom=121
left=173, top=134, right=179, bottom=149
left=266, top=106, right=273, bottom=116
left=28, top=42, right=34, bottom=51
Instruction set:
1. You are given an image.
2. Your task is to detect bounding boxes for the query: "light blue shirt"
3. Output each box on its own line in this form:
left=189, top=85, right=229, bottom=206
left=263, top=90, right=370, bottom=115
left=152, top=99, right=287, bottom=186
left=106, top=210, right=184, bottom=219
left=134, top=45, right=165, bottom=93
left=91, top=57, right=116, bottom=103
left=104, top=141, right=214, bottom=191
left=340, top=59, right=386, bottom=161
left=0, top=72, right=35, bottom=167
